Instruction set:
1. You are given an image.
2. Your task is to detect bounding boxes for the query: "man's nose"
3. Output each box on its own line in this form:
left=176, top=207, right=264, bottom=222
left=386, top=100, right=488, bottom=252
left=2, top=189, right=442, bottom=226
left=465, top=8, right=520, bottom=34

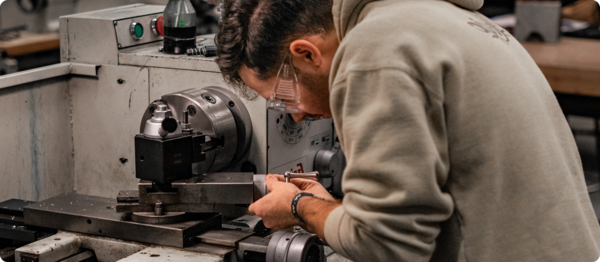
left=290, top=112, right=307, bottom=123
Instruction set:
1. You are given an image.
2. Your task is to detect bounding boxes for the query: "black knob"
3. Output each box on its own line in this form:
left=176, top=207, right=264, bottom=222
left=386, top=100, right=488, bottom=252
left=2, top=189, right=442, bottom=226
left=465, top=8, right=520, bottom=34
left=161, top=117, right=178, bottom=133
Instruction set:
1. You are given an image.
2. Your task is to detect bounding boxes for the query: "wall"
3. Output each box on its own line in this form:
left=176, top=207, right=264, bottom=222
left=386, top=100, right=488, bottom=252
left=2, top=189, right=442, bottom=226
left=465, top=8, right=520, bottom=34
left=0, top=76, right=73, bottom=201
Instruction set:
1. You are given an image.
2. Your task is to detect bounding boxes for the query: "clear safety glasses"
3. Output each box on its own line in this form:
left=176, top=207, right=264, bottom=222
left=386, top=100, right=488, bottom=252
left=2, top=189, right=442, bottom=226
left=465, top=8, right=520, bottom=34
left=266, top=53, right=302, bottom=114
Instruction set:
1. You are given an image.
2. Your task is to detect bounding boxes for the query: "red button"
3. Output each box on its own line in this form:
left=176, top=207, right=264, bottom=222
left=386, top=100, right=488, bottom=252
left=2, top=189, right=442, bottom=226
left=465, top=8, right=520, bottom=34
left=157, top=16, right=164, bottom=36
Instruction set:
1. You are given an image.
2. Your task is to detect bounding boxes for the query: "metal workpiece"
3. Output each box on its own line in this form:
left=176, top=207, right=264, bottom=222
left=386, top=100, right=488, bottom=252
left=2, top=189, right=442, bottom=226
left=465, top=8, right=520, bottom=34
left=253, top=175, right=269, bottom=202
left=23, top=194, right=222, bottom=248
left=195, top=229, right=254, bottom=247
left=266, top=231, right=324, bottom=262
left=136, top=172, right=256, bottom=205
left=283, top=171, right=320, bottom=183
left=139, top=87, right=253, bottom=174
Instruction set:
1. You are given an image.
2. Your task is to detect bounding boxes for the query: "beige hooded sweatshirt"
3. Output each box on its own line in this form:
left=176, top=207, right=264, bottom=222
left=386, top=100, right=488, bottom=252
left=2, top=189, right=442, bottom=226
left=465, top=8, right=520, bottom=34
left=324, top=0, right=600, bottom=261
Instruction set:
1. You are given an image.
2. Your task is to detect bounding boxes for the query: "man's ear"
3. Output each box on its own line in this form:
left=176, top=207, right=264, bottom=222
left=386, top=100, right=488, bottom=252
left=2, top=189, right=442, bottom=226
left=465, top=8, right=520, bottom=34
left=289, top=39, right=323, bottom=72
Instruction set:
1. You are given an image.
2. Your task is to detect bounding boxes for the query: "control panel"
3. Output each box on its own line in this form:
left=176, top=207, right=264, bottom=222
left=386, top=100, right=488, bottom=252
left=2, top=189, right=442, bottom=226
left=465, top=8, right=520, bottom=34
left=115, top=13, right=163, bottom=49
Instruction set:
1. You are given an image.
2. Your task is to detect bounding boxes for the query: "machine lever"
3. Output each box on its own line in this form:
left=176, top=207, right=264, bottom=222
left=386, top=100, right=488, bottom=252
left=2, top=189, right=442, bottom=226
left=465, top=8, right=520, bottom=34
left=283, top=171, right=319, bottom=183
left=158, top=116, right=178, bottom=138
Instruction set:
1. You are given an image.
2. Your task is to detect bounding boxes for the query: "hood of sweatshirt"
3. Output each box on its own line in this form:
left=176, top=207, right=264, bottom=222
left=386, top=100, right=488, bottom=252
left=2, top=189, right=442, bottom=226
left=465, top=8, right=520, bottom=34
left=332, top=0, right=484, bottom=40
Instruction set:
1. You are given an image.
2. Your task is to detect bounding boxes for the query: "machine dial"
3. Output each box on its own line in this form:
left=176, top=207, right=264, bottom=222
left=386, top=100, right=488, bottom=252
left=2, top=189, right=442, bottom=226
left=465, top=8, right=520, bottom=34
left=276, top=113, right=310, bottom=144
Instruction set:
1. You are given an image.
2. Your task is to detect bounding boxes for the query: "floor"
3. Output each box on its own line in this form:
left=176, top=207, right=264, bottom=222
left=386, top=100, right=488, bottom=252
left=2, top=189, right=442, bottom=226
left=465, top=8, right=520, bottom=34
left=568, top=116, right=600, bottom=220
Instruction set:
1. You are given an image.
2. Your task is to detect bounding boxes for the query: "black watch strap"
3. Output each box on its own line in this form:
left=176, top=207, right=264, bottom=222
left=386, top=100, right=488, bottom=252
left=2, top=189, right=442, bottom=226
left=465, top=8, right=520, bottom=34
left=291, top=192, right=315, bottom=224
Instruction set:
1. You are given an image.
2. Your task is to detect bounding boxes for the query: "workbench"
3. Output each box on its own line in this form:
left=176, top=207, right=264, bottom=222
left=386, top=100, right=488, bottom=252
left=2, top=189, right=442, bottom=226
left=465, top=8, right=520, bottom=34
left=523, top=37, right=600, bottom=218
left=522, top=37, right=600, bottom=116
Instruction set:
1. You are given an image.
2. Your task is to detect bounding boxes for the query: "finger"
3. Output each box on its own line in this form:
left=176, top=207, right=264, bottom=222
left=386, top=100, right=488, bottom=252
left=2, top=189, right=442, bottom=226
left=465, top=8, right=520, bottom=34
left=247, top=203, right=257, bottom=216
left=269, top=174, right=286, bottom=182
left=289, top=178, right=318, bottom=189
left=265, top=175, right=285, bottom=191
left=292, top=176, right=318, bottom=181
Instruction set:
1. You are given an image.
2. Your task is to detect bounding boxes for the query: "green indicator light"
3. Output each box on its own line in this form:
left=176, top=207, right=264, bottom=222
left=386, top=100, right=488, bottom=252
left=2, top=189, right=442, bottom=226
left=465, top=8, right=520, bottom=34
left=135, top=24, right=144, bottom=38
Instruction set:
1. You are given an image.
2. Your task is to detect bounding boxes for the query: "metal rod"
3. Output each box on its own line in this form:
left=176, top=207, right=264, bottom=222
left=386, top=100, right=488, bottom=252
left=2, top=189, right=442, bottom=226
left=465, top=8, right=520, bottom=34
left=283, top=171, right=319, bottom=183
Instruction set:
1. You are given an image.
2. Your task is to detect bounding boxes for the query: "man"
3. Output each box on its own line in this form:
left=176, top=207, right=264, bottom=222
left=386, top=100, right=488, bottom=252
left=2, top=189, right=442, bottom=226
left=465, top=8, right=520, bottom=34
left=215, top=0, right=600, bottom=260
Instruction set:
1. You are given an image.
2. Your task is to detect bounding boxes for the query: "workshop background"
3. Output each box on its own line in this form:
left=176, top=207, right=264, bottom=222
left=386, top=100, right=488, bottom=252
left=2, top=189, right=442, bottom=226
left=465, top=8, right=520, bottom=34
left=0, top=0, right=599, bottom=217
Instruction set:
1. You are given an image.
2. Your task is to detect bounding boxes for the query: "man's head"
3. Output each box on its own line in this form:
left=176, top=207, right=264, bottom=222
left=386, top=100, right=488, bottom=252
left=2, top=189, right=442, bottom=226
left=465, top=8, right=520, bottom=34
left=216, top=0, right=338, bottom=121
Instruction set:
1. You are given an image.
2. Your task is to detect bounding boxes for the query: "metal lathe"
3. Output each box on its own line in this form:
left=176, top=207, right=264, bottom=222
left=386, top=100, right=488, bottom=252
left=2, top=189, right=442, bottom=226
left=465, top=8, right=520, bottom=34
left=0, top=4, right=346, bottom=262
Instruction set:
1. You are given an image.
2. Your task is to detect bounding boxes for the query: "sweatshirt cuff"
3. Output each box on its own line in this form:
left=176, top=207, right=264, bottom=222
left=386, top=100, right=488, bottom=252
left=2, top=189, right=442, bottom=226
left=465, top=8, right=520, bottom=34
left=324, top=205, right=353, bottom=259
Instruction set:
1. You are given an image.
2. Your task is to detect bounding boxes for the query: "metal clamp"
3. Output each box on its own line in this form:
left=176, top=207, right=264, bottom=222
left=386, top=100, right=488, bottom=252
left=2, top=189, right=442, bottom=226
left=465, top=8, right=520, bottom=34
left=283, top=171, right=319, bottom=183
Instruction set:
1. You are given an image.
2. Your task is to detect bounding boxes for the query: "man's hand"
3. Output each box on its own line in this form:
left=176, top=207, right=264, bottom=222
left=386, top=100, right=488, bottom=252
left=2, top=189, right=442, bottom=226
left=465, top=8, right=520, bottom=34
left=273, top=175, right=335, bottom=201
left=248, top=175, right=303, bottom=229
left=248, top=174, right=336, bottom=229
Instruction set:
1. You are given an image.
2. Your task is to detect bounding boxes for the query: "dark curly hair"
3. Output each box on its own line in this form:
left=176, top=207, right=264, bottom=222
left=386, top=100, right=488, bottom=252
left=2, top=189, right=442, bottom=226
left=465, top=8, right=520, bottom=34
left=215, top=0, right=334, bottom=99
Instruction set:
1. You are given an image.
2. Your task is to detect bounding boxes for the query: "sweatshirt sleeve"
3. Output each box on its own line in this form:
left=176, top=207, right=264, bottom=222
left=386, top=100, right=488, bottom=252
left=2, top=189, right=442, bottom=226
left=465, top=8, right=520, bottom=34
left=325, top=68, right=455, bottom=261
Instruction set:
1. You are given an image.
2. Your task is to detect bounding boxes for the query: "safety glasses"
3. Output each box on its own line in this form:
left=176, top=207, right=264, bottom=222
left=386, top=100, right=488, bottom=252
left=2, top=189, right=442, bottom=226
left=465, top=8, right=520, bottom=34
left=266, top=53, right=302, bottom=114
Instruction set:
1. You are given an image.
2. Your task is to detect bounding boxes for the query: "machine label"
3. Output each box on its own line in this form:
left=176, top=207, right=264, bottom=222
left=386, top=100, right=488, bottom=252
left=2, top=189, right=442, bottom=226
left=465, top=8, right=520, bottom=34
left=269, top=156, right=308, bottom=175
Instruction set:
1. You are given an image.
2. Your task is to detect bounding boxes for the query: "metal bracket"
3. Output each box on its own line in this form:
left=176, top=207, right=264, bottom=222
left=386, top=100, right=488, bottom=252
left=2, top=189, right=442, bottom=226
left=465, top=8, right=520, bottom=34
left=0, top=62, right=101, bottom=90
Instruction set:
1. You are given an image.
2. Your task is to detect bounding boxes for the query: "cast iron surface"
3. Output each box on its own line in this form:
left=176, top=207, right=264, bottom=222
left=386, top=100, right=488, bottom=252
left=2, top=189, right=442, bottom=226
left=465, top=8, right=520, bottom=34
left=0, top=199, right=36, bottom=216
left=137, top=172, right=255, bottom=205
left=0, top=247, right=15, bottom=262
left=23, top=193, right=221, bottom=248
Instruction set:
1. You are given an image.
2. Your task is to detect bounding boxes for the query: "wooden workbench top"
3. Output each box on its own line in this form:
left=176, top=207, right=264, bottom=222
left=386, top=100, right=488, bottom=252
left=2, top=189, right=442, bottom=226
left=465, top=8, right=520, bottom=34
left=0, top=32, right=60, bottom=57
left=521, top=37, right=600, bottom=97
